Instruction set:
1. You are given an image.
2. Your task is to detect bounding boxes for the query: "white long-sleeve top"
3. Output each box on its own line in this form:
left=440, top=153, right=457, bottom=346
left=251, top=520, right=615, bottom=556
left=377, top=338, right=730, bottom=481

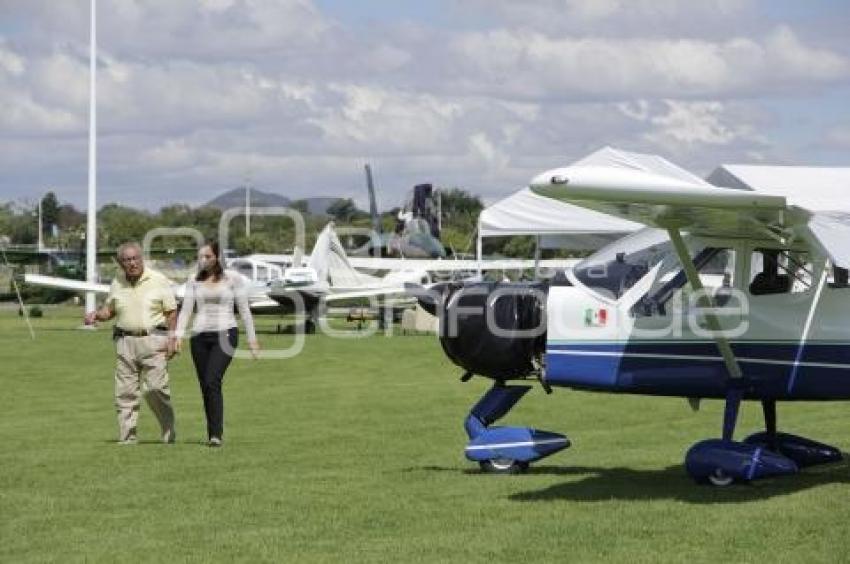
left=175, top=269, right=257, bottom=342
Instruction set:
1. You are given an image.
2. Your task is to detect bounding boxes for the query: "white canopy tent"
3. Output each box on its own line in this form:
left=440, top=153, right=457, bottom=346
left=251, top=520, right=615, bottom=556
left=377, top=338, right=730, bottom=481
left=707, top=164, right=850, bottom=268
left=706, top=165, right=850, bottom=210
left=477, top=187, right=640, bottom=249
left=476, top=146, right=712, bottom=263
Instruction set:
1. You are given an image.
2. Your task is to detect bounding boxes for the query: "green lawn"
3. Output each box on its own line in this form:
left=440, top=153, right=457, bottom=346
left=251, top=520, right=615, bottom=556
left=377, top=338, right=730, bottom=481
left=2, top=306, right=849, bottom=562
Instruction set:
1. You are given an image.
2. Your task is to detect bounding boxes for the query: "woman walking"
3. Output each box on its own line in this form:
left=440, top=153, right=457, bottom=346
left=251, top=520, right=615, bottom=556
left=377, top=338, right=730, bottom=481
left=172, top=241, right=260, bottom=446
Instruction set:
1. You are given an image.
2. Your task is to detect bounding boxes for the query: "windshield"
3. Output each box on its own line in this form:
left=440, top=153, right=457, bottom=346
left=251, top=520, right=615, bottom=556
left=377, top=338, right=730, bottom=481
left=572, top=228, right=684, bottom=300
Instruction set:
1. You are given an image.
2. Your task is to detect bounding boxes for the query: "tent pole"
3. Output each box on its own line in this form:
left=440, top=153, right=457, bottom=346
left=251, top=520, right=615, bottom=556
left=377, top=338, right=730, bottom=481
left=476, top=230, right=483, bottom=279
left=533, top=235, right=541, bottom=280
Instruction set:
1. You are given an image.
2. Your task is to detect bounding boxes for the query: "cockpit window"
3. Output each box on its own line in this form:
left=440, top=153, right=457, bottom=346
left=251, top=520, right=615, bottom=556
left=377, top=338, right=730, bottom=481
left=749, top=249, right=812, bottom=295
left=632, top=248, right=735, bottom=317
left=572, top=228, right=680, bottom=300
left=234, top=263, right=254, bottom=279
left=831, top=266, right=849, bottom=288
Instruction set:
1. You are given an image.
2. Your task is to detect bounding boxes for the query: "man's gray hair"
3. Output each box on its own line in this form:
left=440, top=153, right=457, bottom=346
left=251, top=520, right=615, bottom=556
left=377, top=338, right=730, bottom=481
left=116, top=241, right=142, bottom=259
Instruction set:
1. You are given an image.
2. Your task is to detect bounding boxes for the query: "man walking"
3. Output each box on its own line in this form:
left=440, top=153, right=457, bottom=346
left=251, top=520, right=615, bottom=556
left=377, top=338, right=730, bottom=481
left=85, top=241, right=178, bottom=444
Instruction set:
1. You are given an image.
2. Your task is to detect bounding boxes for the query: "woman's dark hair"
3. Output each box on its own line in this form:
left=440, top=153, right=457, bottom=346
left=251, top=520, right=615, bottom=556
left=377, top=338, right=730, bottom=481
left=196, top=240, right=224, bottom=282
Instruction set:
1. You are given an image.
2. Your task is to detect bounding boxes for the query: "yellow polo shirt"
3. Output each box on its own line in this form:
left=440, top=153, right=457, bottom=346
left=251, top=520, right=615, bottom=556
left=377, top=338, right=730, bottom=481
left=107, top=268, right=177, bottom=331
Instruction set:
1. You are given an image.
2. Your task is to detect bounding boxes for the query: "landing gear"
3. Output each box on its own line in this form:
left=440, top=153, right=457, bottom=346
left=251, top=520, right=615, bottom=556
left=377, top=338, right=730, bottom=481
left=463, top=384, right=569, bottom=473
left=303, top=302, right=322, bottom=335
left=743, top=431, right=842, bottom=468
left=685, top=395, right=840, bottom=486
left=707, top=468, right=734, bottom=487
left=741, top=400, right=842, bottom=467
left=479, top=458, right=529, bottom=475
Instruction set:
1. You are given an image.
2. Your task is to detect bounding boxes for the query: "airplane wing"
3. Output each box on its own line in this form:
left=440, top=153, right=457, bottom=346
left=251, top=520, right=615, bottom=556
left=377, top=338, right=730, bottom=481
left=531, top=165, right=850, bottom=269
left=25, top=273, right=186, bottom=299
left=531, top=166, right=788, bottom=236
left=323, top=286, right=409, bottom=302
left=805, top=212, right=850, bottom=271
left=24, top=274, right=111, bottom=294
left=348, top=257, right=578, bottom=272
left=247, top=298, right=284, bottom=311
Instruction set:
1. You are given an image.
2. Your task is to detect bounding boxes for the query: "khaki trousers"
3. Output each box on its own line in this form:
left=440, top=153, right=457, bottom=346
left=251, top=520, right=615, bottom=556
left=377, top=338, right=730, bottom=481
left=114, top=335, right=175, bottom=442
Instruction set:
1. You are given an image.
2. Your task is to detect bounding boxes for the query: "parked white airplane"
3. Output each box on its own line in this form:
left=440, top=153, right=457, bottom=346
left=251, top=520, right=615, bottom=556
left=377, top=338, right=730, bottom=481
left=249, top=248, right=578, bottom=277
left=266, top=223, right=431, bottom=332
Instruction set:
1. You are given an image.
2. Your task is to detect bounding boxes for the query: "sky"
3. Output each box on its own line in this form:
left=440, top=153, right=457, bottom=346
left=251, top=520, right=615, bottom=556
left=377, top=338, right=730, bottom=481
left=0, top=0, right=848, bottom=211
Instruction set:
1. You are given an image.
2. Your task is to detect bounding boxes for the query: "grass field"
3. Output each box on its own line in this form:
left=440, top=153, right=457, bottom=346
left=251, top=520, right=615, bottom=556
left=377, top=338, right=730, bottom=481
left=2, top=306, right=850, bottom=562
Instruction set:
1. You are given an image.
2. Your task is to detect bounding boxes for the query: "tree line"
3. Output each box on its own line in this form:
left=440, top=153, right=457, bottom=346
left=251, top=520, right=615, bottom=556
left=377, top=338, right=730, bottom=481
left=0, top=189, right=489, bottom=257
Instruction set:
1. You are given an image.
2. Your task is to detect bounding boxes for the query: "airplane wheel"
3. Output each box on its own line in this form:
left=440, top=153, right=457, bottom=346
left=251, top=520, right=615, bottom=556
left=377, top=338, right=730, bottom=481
left=707, top=468, right=735, bottom=487
left=479, top=458, right=529, bottom=475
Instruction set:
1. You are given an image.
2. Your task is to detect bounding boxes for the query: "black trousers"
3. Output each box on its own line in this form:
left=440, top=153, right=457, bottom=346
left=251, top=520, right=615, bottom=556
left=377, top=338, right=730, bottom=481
left=190, top=328, right=237, bottom=439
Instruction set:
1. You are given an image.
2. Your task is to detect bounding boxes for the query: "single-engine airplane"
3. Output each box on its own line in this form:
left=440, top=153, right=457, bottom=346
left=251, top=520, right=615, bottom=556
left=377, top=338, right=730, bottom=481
left=417, top=164, right=850, bottom=485
left=267, top=222, right=430, bottom=333
left=264, top=220, right=581, bottom=333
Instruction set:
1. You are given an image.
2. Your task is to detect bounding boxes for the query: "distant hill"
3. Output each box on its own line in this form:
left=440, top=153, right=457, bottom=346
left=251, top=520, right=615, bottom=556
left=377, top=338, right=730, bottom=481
left=204, top=188, right=343, bottom=216
left=205, top=187, right=290, bottom=210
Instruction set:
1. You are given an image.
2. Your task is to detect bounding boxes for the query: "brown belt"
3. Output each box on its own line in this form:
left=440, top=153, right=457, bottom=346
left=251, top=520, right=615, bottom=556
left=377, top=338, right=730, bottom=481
left=114, top=326, right=168, bottom=338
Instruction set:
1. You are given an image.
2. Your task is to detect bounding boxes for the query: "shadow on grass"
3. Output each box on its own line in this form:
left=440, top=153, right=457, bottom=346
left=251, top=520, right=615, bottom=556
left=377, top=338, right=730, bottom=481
left=100, top=439, right=208, bottom=446
left=402, top=459, right=850, bottom=503
left=510, top=459, right=850, bottom=504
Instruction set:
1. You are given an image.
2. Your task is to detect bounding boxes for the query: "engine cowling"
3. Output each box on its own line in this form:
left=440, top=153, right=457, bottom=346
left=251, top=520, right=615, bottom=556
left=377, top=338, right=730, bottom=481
left=422, top=281, right=548, bottom=381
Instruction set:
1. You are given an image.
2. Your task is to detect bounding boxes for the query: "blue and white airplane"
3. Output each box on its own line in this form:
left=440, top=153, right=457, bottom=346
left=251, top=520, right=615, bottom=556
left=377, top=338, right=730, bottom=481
left=421, top=165, right=850, bottom=485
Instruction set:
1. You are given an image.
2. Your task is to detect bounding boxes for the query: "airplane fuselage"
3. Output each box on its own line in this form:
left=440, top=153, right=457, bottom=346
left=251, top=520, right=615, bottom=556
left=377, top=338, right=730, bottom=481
left=546, top=284, right=850, bottom=401
left=544, top=232, right=850, bottom=401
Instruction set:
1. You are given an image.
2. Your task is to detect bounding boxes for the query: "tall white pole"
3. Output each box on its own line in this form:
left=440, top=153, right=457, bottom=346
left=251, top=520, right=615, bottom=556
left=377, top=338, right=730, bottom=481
left=37, top=198, right=43, bottom=253
left=84, top=0, right=97, bottom=316
left=245, top=184, right=251, bottom=238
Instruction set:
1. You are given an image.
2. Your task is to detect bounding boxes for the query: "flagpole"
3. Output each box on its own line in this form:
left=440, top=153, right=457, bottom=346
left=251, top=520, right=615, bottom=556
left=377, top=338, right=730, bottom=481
left=84, top=0, right=97, bottom=319
left=245, top=183, right=251, bottom=238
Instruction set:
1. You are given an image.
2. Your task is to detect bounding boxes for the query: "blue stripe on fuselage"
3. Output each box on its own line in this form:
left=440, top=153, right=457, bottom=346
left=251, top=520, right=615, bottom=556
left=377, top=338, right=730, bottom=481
left=544, top=341, right=850, bottom=400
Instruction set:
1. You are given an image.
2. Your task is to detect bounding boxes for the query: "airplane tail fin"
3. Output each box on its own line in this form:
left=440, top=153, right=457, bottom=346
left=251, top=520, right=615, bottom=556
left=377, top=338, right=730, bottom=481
left=308, top=223, right=381, bottom=287
left=365, top=163, right=381, bottom=235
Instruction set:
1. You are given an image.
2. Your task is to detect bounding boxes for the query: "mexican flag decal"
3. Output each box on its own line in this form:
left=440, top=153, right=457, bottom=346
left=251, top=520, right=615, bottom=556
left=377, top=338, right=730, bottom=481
left=584, top=307, right=608, bottom=327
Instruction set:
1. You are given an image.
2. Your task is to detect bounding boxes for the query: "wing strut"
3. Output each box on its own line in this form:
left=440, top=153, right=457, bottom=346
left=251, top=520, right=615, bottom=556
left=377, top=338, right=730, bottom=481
left=667, top=228, right=744, bottom=441
left=666, top=228, right=742, bottom=379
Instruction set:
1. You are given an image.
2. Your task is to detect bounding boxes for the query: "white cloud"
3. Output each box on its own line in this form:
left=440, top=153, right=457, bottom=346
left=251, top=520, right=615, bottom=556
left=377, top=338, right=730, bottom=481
left=309, top=84, right=464, bottom=153
left=825, top=126, right=850, bottom=149
left=0, top=92, right=81, bottom=134
left=0, top=46, right=85, bottom=135
left=613, top=99, right=770, bottom=166
left=765, top=25, right=848, bottom=81
left=646, top=100, right=752, bottom=146
left=468, top=132, right=509, bottom=171
left=443, top=26, right=849, bottom=101
left=457, top=0, right=758, bottom=37
left=9, top=0, right=333, bottom=61
left=0, top=44, right=25, bottom=76
left=617, top=100, right=650, bottom=121
left=0, top=1, right=847, bottom=209
left=140, top=138, right=201, bottom=171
